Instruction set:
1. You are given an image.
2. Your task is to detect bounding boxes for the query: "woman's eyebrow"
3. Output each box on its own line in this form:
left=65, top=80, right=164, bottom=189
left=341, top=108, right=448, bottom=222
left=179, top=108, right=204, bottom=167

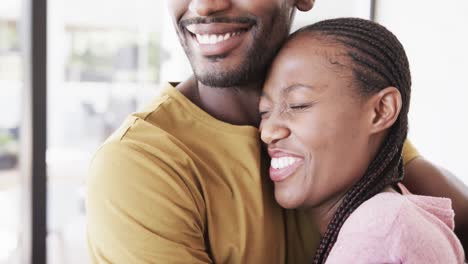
left=282, top=84, right=315, bottom=96
left=260, top=84, right=315, bottom=101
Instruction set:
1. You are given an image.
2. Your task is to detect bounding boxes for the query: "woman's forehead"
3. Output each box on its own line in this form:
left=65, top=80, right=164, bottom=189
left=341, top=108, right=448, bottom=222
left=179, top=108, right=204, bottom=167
left=262, top=35, right=357, bottom=100
left=267, top=36, right=352, bottom=84
left=281, top=34, right=349, bottom=61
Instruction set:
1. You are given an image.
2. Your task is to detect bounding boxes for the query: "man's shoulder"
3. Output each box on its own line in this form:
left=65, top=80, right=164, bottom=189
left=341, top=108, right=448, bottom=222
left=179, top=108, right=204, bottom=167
left=90, top=121, right=195, bottom=181
left=88, top=92, right=198, bottom=193
left=87, top=128, right=203, bottom=218
left=102, top=85, right=192, bottom=158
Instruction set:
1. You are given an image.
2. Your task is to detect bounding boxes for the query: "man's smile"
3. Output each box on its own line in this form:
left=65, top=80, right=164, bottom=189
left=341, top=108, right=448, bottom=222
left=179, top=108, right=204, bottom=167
left=184, top=21, right=254, bottom=56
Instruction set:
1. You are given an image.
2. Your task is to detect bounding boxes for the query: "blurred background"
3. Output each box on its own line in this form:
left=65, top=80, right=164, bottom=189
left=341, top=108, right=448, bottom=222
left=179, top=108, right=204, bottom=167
left=0, top=0, right=467, bottom=263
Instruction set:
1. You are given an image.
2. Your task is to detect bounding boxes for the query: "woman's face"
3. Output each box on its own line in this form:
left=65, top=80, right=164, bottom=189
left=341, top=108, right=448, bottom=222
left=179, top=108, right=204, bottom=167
left=259, top=36, right=377, bottom=209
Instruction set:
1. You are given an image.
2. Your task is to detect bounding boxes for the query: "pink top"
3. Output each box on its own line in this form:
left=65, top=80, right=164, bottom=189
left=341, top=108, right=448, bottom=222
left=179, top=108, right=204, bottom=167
left=326, top=184, right=465, bottom=263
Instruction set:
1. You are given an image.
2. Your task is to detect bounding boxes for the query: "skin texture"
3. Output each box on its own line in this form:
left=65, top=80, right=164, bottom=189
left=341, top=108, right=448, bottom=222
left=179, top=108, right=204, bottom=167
left=259, top=36, right=402, bottom=233
left=166, top=0, right=468, bottom=253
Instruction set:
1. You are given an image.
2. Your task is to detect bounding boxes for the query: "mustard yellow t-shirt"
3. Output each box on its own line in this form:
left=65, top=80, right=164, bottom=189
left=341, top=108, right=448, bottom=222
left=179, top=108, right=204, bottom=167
left=402, top=139, right=420, bottom=165
left=86, top=83, right=318, bottom=263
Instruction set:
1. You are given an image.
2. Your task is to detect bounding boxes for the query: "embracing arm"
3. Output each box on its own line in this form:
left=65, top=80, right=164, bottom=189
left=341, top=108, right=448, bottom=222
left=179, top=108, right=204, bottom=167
left=86, top=140, right=211, bottom=264
left=402, top=140, right=468, bottom=254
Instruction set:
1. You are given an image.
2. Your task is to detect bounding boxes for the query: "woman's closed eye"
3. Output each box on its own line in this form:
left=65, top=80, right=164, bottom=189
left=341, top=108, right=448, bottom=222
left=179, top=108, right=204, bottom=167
left=288, top=103, right=314, bottom=112
left=259, top=109, right=271, bottom=119
left=260, top=103, right=315, bottom=118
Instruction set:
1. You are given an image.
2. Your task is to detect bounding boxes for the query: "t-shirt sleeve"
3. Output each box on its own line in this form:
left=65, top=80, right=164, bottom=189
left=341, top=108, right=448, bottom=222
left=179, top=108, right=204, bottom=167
left=86, top=140, right=211, bottom=264
left=402, top=139, right=421, bottom=165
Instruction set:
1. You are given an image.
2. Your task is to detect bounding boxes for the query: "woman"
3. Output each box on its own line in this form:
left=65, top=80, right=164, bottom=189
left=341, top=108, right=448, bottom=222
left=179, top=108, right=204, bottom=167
left=259, top=17, right=465, bottom=263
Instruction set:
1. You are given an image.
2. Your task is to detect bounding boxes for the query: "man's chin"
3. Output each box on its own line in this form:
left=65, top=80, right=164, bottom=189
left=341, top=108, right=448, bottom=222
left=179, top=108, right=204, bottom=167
left=194, top=66, right=259, bottom=88
left=196, top=73, right=248, bottom=88
left=189, top=51, right=266, bottom=87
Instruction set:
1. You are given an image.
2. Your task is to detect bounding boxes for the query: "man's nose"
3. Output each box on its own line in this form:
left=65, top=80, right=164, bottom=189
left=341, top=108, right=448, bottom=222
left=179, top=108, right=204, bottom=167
left=260, top=119, right=291, bottom=145
left=189, top=0, right=232, bottom=16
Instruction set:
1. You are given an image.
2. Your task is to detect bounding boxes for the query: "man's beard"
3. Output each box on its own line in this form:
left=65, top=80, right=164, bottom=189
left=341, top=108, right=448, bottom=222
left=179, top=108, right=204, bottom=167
left=192, top=43, right=271, bottom=87
left=178, top=22, right=287, bottom=88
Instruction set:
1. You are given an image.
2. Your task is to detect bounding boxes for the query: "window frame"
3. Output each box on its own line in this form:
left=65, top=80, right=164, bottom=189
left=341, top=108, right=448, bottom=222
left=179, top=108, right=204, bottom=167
left=20, top=0, right=47, bottom=263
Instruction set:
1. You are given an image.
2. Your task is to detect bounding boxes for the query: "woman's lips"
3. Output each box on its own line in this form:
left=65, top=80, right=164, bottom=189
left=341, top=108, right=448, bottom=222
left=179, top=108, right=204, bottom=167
left=268, top=150, right=304, bottom=182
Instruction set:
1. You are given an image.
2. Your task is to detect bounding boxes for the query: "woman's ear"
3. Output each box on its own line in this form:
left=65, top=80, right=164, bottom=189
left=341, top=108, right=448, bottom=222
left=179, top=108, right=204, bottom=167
left=369, top=87, right=402, bottom=134
left=295, top=0, right=315, bottom=12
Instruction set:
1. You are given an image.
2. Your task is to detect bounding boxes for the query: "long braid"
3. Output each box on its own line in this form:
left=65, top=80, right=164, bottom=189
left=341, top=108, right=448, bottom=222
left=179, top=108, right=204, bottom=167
left=291, top=18, right=412, bottom=263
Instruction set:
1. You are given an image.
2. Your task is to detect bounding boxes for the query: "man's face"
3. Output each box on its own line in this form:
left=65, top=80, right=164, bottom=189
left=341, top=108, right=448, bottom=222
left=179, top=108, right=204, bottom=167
left=168, top=0, right=301, bottom=88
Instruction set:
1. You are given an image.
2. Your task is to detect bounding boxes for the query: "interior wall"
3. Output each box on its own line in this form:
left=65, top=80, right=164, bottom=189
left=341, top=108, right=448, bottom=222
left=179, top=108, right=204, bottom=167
left=376, top=0, right=468, bottom=183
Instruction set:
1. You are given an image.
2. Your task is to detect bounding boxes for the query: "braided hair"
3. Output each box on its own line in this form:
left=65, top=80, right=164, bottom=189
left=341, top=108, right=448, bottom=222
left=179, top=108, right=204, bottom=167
left=291, top=18, right=412, bottom=263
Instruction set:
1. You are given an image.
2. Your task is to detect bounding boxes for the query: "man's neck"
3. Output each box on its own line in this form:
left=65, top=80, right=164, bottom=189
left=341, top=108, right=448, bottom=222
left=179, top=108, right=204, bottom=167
left=176, top=76, right=262, bottom=127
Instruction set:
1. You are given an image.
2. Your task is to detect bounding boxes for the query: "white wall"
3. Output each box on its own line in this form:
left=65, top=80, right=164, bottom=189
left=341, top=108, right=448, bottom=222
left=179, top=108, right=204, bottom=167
left=376, top=0, right=468, bottom=184
left=293, top=0, right=371, bottom=31
left=0, top=0, right=20, bottom=19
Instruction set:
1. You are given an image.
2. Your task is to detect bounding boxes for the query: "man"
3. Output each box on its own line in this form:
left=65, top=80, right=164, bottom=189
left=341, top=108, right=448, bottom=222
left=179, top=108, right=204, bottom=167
left=87, top=1, right=468, bottom=263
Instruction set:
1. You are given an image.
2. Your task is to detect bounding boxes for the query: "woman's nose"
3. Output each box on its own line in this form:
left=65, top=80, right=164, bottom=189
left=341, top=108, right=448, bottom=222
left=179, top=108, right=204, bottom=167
left=189, top=0, right=232, bottom=16
left=260, top=119, right=291, bottom=145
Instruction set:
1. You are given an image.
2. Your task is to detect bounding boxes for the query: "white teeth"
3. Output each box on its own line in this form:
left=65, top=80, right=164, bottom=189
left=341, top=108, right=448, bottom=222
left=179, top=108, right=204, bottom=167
left=196, top=34, right=211, bottom=44
left=271, top=157, right=300, bottom=170
left=209, top=34, right=217, bottom=44
left=186, top=25, right=196, bottom=32
left=194, top=31, right=242, bottom=45
left=279, top=158, right=285, bottom=168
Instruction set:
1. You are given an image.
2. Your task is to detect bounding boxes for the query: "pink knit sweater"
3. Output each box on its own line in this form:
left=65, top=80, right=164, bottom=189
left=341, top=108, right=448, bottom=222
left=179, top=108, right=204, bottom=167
left=326, top=184, right=465, bottom=263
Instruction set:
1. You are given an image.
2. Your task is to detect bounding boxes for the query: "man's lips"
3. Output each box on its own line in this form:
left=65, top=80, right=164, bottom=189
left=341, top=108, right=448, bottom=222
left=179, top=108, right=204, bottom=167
left=186, top=22, right=252, bottom=35
left=268, top=149, right=304, bottom=182
left=184, top=22, right=253, bottom=56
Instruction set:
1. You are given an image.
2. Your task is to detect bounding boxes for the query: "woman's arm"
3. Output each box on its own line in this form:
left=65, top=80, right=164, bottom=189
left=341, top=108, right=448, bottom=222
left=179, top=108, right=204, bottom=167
left=403, top=157, right=468, bottom=255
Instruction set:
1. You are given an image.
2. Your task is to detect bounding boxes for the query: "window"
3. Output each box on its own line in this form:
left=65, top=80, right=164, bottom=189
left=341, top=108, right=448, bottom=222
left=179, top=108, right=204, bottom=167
left=46, top=1, right=165, bottom=263
left=0, top=1, right=22, bottom=263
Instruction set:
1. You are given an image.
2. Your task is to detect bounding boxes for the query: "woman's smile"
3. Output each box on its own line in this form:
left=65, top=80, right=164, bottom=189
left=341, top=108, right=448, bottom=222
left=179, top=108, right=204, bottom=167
left=268, top=149, right=304, bottom=182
